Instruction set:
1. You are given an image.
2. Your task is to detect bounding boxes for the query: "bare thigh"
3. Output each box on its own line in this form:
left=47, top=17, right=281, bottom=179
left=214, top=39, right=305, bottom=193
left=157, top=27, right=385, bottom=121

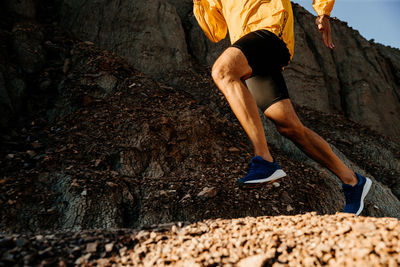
left=212, top=47, right=253, bottom=82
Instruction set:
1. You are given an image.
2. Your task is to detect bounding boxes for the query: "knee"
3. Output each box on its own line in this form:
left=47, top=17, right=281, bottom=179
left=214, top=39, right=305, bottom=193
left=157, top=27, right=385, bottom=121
left=211, top=62, right=236, bottom=89
left=276, top=122, right=306, bottom=141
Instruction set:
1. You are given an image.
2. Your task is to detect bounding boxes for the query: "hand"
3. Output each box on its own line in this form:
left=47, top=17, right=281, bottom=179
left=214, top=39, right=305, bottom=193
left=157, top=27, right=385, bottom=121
left=315, top=15, right=335, bottom=49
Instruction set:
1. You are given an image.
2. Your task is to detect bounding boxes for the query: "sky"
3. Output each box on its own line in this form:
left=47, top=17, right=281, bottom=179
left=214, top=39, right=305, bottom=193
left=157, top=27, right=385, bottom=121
left=291, top=0, right=400, bottom=49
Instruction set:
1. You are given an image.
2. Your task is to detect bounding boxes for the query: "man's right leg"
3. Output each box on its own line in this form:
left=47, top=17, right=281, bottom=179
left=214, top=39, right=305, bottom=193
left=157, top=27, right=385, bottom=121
left=212, top=47, right=273, bottom=162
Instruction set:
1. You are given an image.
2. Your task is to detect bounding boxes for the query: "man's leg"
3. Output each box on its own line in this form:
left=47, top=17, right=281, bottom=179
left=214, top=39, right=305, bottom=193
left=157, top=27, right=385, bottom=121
left=212, top=47, right=273, bottom=162
left=264, top=99, right=358, bottom=186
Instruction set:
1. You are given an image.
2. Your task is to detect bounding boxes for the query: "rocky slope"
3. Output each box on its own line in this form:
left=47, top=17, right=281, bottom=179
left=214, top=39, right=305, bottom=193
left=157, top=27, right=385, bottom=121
left=0, top=0, right=399, bottom=265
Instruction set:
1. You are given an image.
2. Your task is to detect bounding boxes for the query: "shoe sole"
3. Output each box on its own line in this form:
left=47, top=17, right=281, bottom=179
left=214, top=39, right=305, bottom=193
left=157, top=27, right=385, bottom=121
left=239, top=169, right=287, bottom=189
left=355, top=177, right=372, bottom=216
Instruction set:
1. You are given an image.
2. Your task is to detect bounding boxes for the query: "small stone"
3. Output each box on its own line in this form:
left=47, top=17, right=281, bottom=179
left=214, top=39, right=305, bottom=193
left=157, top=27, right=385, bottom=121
left=6, top=154, right=14, bottom=159
left=105, top=242, right=114, bottom=253
left=286, top=205, right=294, bottom=212
left=106, top=181, right=117, bottom=188
left=95, top=159, right=102, bottom=167
left=272, top=182, right=280, bottom=187
left=237, top=254, right=268, bottom=267
left=81, top=190, right=87, bottom=196
left=86, top=242, right=98, bottom=253
left=97, top=258, right=110, bottom=266
left=26, top=150, right=36, bottom=157
left=96, top=73, right=117, bottom=93
left=197, top=187, right=217, bottom=201
left=75, top=256, right=85, bottom=265
left=228, top=147, right=240, bottom=152
left=180, top=193, right=191, bottom=202
left=38, top=247, right=52, bottom=256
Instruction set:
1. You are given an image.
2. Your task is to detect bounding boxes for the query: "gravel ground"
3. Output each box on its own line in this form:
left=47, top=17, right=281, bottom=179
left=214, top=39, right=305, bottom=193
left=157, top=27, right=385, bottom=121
left=1, top=212, right=399, bottom=266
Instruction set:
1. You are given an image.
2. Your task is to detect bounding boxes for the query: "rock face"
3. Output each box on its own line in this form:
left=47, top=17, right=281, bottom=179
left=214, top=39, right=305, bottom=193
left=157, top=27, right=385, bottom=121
left=59, top=0, right=190, bottom=79
left=286, top=4, right=400, bottom=140
left=57, top=1, right=400, bottom=141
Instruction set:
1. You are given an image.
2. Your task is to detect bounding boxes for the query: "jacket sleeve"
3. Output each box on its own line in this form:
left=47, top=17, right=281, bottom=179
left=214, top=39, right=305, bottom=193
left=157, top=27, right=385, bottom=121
left=193, top=0, right=227, bottom=43
left=312, top=0, right=335, bottom=16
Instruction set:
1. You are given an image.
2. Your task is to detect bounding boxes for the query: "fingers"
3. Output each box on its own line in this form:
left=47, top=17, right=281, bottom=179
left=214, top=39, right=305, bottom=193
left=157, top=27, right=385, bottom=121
left=322, top=31, right=329, bottom=48
left=315, top=17, right=324, bottom=32
left=316, top=16, right=335, bottom=50
left=327, top=26, right=334, bottom=49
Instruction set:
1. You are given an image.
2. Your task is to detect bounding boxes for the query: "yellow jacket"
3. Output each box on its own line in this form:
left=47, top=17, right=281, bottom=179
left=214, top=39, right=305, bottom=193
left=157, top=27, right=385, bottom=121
left=193, top=0, right=335, bottom=59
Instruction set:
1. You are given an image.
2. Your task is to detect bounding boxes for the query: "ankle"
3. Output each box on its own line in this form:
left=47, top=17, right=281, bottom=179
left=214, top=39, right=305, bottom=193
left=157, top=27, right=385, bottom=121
left=342, top=172, right=358, bottom=186
left=256, top=153, right=273, bottom=163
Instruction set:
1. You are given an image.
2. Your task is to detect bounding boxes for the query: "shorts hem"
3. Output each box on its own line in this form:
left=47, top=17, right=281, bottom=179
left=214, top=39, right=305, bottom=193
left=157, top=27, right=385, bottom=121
left=263, top=96, right=290, bottom=112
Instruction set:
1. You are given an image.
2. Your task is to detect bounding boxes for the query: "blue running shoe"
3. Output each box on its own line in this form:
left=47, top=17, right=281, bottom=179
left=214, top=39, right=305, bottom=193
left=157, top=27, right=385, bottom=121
left=238, top=156, right=287, bottom=189
left=342, top=173, right=372, bottom=215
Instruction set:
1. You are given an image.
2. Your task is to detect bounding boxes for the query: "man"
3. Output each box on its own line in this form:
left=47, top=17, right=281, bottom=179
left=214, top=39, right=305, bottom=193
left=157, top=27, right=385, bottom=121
left=193, top=0, right=372, bottom=215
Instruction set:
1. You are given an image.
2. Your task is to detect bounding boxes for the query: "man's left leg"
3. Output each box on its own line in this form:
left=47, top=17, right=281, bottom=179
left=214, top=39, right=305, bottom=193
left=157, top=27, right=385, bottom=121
left=264, top=99, right=372, bottom=215
left=264, top=99, right=357, bottom=185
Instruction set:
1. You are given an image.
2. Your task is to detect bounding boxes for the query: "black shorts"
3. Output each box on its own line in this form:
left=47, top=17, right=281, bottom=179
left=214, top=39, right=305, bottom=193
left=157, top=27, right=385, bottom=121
left=232, top=29, right=291, bottom=75
left=232, top=29, right=291, bottom=110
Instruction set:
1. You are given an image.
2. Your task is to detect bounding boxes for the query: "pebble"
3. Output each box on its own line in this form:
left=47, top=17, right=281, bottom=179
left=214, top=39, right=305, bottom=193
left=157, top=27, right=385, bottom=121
left=272, top=182, right=280, bottom=187
left=228, top=147, right=240, bottom=152
left=26, top=150, right=36, bottom=158
left=105, top=242, right=114, bottom=252
left=0, top=213, right=399, bottom=266
left=180, top=193, right=191, bottom=203
left=86, top=242, right=98, bottom=253
left=197, top=187, right=217, bottom=201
